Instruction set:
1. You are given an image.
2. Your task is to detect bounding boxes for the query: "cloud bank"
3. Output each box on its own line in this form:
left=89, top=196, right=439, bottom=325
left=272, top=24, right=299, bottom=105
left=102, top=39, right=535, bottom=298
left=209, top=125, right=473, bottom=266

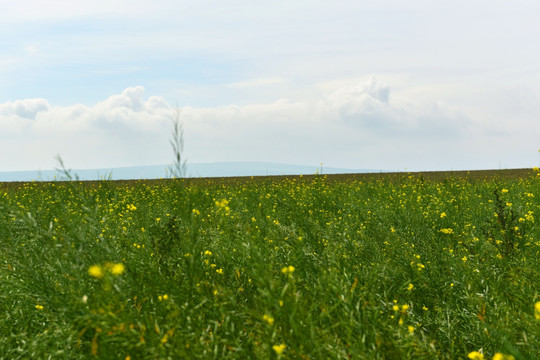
left=1, top=78, right=539, bottom=172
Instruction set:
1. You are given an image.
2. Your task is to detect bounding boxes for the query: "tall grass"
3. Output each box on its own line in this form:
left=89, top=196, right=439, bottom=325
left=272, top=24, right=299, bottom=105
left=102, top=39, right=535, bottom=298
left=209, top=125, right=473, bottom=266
left=167, top=107, right=187, bottom=179
left=0, top=171, right=539, bottom=359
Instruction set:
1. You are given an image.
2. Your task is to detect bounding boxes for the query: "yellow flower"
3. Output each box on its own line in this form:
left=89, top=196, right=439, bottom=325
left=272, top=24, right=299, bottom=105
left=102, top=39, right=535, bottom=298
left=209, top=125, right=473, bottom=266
left=535, top=301, right=540, bottom=320
left=110, top=263, right=125, bottom=276
left=407, top=283, right=414, bottom=291
left=407, top=325, right=414, bottom=333
left=158, top=294, right=168, bottom=301
left=272, top=344, right=286, bottom=355
left=215, top=199, right=231, bottom=215
left=215, top=199, right=229, bottom=208
left=216, top=268, right=224, bottom=275
left=467, top=351, right=484, bottom=360
left=440, top=212, right=447, bottom=218
left=88, top=265, right=104, bottom=279
left=204, top=250, right=212, bottom=256
left=493, top=353, right=515, bottom=360
left=281, top=265, right=295, bottom=276
left=35, top=304, right=44, bottom=310
left=262, top=314, right=274, bottom=325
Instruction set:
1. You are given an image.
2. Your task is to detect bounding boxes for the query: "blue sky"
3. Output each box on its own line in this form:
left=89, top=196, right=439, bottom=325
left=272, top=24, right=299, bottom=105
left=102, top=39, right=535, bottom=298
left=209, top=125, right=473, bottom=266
left=1, top=0, right=540, bottom=172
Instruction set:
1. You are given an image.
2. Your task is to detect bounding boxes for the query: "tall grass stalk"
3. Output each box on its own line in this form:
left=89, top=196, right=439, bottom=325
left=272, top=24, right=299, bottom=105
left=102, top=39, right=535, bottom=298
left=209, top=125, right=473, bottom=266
left=168, top=107, right=187, bottom=179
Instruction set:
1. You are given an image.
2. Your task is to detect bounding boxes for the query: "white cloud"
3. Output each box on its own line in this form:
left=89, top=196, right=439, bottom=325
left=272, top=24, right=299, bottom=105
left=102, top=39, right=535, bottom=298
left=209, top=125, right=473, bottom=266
left=322, top=79, right=400, bottom=128
left=1, top=79, right=539, bottom=173
left=0, top=98, right=50, bottom=119
left=0, top=86, right=174, bottom=170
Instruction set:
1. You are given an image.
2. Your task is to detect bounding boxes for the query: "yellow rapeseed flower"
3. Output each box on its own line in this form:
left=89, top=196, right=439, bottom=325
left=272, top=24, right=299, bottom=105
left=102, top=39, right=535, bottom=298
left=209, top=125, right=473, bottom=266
left=272, top=344, right=286, bottom=355
left=493, top=353, right=515, bottom=360
left=35, top=304, right=44, bottom=310
left=281, top=265, right=295, bottom=276
left=534, top=301, right=540, bottom=320
left=110, top=263, right=125, bottom=276
left=262, top=314, right=274, bottom=325
left=467, top=351, right=484, bottom=360
left=88, top=265, right=104, bottom=279
left=215, top=199, right=231, bottom=215
left=215, top=199, right=229, bottom=208
left=407, top=283, right=414, bottom=291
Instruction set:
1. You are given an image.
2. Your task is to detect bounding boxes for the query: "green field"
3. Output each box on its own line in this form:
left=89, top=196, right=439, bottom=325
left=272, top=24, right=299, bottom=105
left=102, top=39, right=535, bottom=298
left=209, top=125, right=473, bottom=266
left=1, top=170, right=539, bottom=359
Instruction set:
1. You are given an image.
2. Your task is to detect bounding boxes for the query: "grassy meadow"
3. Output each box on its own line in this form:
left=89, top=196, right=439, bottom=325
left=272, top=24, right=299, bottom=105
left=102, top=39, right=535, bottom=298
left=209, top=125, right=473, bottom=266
left=1, top=170, right=540, bottom=359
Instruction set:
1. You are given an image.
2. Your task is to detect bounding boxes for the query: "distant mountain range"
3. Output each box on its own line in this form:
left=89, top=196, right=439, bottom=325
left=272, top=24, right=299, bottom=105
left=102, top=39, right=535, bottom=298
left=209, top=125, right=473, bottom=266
left=0, top=162, right=379, bottom=182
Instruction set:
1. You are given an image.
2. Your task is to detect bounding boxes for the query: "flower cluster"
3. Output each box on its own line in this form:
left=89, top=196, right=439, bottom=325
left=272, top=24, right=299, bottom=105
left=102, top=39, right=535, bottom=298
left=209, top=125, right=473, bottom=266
left=281, top=265, right=295, bottom=277
left=88, top=262, right=125, bottom=279
left=215, top=198, right=231, bottom=215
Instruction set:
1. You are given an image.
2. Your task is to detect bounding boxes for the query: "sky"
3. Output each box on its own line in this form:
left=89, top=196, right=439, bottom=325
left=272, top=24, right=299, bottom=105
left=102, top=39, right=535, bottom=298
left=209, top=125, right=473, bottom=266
left=1, top=0, right=540, bottom=172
